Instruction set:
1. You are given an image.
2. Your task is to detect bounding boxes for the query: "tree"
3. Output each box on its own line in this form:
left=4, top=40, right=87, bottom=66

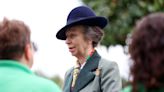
left=82, top=0, right=164, bottom=47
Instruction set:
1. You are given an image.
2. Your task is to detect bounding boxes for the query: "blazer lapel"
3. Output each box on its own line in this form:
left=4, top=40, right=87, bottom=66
left=63, top=68, right=73, bottom=92
left=73, top=51, right=101, bottom=92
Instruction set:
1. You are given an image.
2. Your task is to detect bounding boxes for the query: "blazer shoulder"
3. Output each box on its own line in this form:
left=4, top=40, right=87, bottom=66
left=98, top=58, right=122, bottom=91
left=99, top=58, right=119, bottom=70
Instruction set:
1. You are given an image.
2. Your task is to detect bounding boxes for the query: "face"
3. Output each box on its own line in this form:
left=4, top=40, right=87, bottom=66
left=65, top=25, right=90, bottom=58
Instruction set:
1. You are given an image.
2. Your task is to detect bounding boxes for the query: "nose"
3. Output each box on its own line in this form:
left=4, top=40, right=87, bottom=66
left=65, top=37, right=71, bottom=44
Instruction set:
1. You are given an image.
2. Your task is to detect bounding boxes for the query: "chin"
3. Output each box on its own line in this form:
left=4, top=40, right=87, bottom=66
left=71, top=52, right=77, bottom=57
left=71, top=53, right=75, bottom=56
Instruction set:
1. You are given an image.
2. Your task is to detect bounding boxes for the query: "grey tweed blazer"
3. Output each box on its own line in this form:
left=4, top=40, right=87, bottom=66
left=63, top=51, right=122, bottom=92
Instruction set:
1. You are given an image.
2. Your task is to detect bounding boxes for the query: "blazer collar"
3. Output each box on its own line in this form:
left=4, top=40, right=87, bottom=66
left=73, top=50, right=101, bottom=92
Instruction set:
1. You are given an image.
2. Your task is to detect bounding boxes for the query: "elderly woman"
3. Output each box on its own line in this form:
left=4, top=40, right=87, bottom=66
left=122, top=13, right=164, bottom=92
left=56, top=6, right=121, bottom=92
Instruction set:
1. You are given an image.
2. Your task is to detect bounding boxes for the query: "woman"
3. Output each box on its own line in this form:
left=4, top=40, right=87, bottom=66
left=122, top=13, right=164, bottom=92
left=56, top=6, right=122, bottom=92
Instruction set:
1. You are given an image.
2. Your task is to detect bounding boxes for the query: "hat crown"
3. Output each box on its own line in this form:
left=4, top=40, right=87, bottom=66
left=56, top=6, right=108, bottom=40
left=67, top=6, right=96, bottom=24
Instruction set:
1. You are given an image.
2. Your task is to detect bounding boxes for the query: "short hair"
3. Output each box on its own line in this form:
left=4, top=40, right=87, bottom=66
left=0, top=18, right=31, bottom=60
left=128, top=13, right=164, bottom=92
left=82, top=25, right=104, bottom=48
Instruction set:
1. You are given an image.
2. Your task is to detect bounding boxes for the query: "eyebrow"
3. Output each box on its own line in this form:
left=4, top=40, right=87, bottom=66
left=66, top=29, right=75, bottom=36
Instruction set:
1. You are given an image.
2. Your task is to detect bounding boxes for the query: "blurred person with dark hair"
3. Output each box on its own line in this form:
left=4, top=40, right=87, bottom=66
left=122, top=13, right=164, bottom=92
left=0, top=18, right=61, bottom=92
left=56, top=6, right=121, bottom=92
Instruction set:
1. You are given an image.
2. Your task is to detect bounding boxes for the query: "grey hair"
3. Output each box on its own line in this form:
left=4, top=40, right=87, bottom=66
left=82, top=25, right=104, bottom=48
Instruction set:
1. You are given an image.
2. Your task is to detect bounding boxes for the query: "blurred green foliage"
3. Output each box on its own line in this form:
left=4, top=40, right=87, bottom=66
left=82, top=0, right=164, bottom=47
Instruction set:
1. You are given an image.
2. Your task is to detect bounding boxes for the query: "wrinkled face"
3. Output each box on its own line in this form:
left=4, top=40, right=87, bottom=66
left=65, top=25, right=90, bottom=57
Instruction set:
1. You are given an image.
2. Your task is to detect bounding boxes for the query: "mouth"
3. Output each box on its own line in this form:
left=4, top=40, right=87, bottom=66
left=69, top=47, right=75, bottom=52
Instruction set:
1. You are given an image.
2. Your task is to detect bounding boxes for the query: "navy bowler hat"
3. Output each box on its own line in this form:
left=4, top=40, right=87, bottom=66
left=56, top=6, right=108, bottom=40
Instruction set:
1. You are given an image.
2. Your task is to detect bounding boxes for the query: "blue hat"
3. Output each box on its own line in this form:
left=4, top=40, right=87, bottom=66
left=56, top=6, right=108, bottom=40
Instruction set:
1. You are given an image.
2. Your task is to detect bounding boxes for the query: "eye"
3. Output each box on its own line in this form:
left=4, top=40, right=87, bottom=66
left=68, top=33, right=77, bottom=39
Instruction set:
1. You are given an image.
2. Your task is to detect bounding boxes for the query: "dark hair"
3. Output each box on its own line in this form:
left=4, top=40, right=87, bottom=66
left=82, top=25, right=104, bottom=48
left=128, top=13, right=164, bottom=92
left=0, top=18, right=31, bottom=60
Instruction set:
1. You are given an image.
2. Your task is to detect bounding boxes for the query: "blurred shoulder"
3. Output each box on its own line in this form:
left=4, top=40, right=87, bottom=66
left=29, top=75, right=61, bottom=92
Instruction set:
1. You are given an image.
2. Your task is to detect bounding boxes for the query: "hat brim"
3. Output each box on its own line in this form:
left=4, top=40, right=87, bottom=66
left=56, top=16, right=108, bottom=40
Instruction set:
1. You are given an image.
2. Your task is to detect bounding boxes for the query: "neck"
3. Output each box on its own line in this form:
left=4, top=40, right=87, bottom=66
left=19, top=56, right=32, bottom=68
left=77, top=47, right=94, bottom=65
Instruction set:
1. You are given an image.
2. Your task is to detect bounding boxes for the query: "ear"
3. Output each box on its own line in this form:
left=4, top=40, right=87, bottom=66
left=88, top=39, right=92, bottom=45
left=89, top=40, right=92, bottom=44
left=24, top=44, right=32, bottom=62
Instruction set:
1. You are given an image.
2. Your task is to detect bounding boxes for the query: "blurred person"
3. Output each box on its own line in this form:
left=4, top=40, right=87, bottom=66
left=56, top=6, right=122, bottom=92
left=0, top=18, right=61, bottom=92
left=122, top=13, right=164, bottom=92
